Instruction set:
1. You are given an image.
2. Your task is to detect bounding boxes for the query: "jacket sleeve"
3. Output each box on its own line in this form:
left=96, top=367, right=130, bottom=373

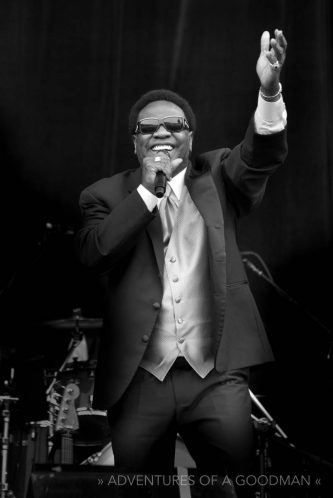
left=221, top=117, right=288, bottom=216
left=77, top=179, right=156, bottom=273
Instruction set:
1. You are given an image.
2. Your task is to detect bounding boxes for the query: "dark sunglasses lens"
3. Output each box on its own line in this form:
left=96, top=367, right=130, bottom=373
left=137, top=117, right=187, bottom=134
left=139, top=119, right=159, bottom=134
left=164, top=117, right=184, bottom=132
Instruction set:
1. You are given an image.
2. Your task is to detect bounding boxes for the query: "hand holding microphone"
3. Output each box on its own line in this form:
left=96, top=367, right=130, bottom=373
left=141, top=152, right=183, bottom=197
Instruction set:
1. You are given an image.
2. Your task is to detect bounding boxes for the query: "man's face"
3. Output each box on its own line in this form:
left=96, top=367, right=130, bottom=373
left=133, top=100, right=193, bottom=177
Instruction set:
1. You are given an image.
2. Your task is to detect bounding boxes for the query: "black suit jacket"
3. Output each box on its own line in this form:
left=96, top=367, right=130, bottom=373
left=77, top=120, right=287, bottom=409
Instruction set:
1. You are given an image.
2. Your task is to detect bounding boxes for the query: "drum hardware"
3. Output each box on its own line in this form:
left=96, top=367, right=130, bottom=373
left=45, top=309, right=100, bottom=439
left=42, top=309, right=102, bottom=331
left=42, top=308, right=107, bottom=466
left=1, top=395, right=19, bottom=498
left=45, top=308, right=100, bottom=406
left=27, top=420, right=52, bottom=464
left=0, top=310, right=103, bottom=494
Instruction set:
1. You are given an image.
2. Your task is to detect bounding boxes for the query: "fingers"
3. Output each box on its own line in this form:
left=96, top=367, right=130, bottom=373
left=172, top=158, right=183, bottom=170
left=142, top=154, right=184, bottom=194
left=260, top=31, right=270, bottom=53
left=274, top=28, right=287, bottom=50
left=150, top=155, right=173, bottom=180
left=271, top=29, right=287, bottom=60
left=150, top=156, right=183, bottom=179
left=141, top=155, right=173, bottom=194
left=262, top=28, right=287, bottom=69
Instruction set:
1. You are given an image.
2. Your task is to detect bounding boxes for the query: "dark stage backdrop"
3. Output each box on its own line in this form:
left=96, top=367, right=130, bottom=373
left=0, top=0, right=332, bottom=471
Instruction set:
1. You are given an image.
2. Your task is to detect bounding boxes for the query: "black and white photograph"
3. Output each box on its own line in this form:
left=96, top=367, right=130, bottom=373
left=0, top=1, right=332, bottom=497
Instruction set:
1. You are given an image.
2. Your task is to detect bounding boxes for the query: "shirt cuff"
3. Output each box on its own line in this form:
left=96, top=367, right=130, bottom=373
left=254, top=91, right=287, bottom=135
left=137, top=184, right=158, bottom=212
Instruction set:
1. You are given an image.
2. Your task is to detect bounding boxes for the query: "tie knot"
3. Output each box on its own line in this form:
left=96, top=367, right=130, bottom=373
left=165, top=183, right=178, bottom=204
left=165, top=183, right=172, bottom=198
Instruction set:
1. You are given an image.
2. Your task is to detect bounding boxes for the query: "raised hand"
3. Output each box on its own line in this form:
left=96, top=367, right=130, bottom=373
left=256, top=29, right=287, bottom=96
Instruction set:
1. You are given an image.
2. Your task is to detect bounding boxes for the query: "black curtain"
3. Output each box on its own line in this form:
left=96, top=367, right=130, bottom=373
left=0, top=0, right=332, bottom=468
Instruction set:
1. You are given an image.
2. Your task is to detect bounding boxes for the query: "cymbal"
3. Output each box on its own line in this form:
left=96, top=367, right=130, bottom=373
left=43, top=316, right=102, bottom=330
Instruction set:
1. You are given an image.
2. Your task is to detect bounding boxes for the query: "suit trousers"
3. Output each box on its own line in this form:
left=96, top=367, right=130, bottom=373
left=107, top=358, right=254, bottom=497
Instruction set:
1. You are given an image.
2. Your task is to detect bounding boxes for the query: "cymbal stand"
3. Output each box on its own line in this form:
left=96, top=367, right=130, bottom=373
left=0, top=395, right=19, bottom=498
left=45, top=308, right=83, bottom=451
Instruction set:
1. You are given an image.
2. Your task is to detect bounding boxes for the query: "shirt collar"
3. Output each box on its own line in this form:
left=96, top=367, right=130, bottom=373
left=168, top=167, right=186, bottom=200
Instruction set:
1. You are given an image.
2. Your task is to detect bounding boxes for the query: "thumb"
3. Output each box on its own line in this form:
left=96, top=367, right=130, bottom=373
left=260, top=31, right=270, bottom=53
left=171, top=158, right=183, bottom=169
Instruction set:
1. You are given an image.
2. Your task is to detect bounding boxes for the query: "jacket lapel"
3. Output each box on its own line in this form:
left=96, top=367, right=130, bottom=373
left=186, top=167, right=227, bottom=348
left=185, top=168, right=224, bottom=234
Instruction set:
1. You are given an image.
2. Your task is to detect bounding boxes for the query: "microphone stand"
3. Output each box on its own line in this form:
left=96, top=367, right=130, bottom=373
left=250, top=390, right=292, bottom=498
left=250, top=395, right=333, bottom=498
left=242, top=253, right=333, bottom=496
left=241, top=256, right=333, bottom=360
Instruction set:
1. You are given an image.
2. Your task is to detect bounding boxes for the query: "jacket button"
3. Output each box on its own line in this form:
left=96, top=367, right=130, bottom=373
left=142, top=335, right=150, bottom=343
left=153, top=302, right=161, bottom=310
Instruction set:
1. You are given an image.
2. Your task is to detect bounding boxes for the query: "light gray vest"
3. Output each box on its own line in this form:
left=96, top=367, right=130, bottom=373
left=140, top=184, right=214, bottom=380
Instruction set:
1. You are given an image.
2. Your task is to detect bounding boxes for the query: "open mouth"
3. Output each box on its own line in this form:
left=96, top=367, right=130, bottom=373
left=151, top=145, right=174, bottom=152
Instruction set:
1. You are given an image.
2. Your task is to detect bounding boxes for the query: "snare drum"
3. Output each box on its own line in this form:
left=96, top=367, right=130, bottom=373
left=75, top=408, right=110, bottom=447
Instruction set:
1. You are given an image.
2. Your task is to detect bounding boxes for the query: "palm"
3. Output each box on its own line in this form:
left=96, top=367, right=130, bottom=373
left=256, top=30, right=287, bottom=92
left=256, top=52, right=276, bottom=89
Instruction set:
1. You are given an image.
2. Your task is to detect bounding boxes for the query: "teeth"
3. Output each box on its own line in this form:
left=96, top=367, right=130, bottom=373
left=152, top=145, right=173, bottom=151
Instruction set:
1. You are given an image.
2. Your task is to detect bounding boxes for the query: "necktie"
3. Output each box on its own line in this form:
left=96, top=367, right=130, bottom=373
left=159, top=183, right=179, bottom=250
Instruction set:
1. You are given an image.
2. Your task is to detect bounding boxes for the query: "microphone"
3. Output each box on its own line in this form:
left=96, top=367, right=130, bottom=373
left=154, top=171, right=167, bottom=198
left=154, top=150, right=170, bottom=198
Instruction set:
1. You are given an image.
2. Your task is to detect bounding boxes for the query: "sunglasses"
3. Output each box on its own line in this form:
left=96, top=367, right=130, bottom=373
left=135, top=116, right=190, bottom=135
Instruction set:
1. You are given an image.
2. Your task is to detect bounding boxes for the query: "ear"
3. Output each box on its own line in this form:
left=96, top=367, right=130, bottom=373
left=189, top=131, right=193, bottom=153
left=132, top=135, right=137, bottom=154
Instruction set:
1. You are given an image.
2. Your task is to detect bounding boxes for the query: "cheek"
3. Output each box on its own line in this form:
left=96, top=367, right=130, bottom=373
left=134, top=140, right=148, bottom=160
left=180, top=139, right=192, bottom=155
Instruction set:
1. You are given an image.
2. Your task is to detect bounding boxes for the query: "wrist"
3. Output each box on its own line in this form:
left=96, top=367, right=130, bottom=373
left=260, top=82, right=282, bottom=102
left=141, top=181, right=155, bottom=196
left=137, top=184, right=158, bottom=212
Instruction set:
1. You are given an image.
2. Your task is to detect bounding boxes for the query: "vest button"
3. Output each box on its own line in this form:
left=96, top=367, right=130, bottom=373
left=153, top=302, right=161, bottom=310
left=142, top=334, right=150, bottom=343
left=178, top=337, right=184, bottom=343
left=175, top=297, right=181, bottom=303
left=177, top=318, right=184, bottom=324
left=172, top=276, right=179, bottom=282
left=170, top=256, right=176, bottom=263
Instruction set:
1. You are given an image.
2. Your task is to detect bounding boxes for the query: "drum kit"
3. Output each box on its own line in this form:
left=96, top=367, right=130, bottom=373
left=0, top=308, right=294, bottom=498
left=0, top=308, right=114, bottom=498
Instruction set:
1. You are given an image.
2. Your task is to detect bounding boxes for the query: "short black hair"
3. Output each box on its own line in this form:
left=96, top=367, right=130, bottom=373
left=128, top=89, right=196, bottom=135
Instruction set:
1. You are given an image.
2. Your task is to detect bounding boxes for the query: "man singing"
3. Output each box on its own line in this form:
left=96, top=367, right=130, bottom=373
left=77, top=29, right=287, bottom=497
